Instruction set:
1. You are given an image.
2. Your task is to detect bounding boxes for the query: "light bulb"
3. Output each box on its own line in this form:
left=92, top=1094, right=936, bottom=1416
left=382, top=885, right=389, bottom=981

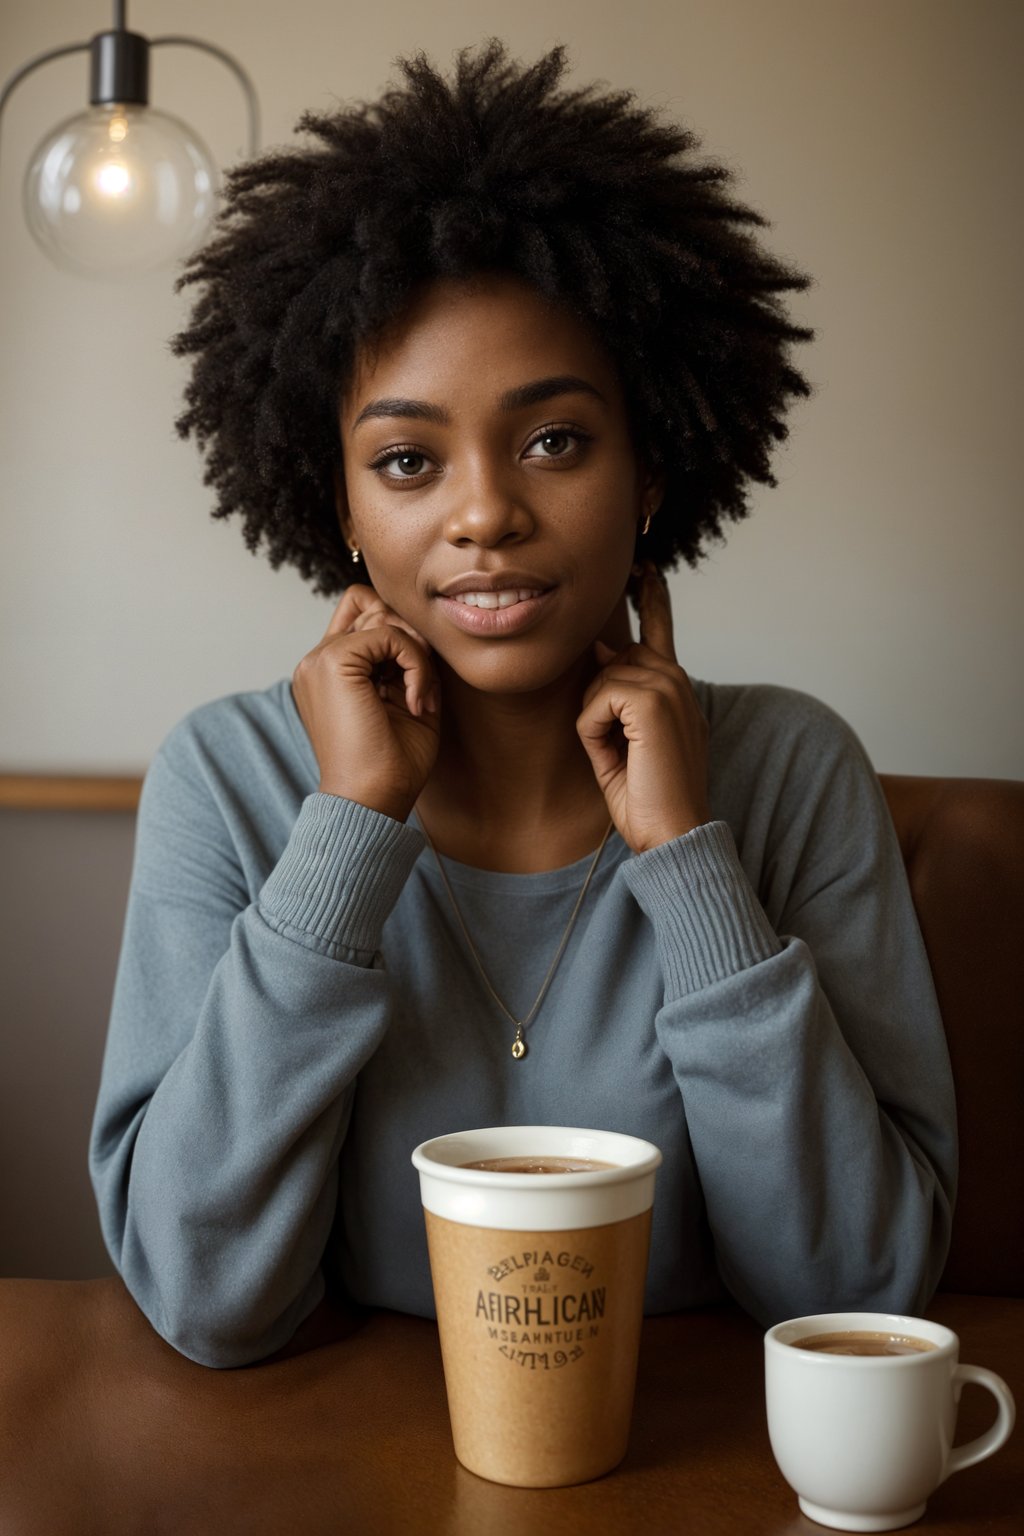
left=23, top=103, right=218, bottom=279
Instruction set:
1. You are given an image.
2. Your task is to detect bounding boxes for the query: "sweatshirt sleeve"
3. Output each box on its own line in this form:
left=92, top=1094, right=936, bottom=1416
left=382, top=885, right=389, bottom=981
left=620, top=701, right=957, bottom=1327
left=88, top=735, right=424, bottom=1368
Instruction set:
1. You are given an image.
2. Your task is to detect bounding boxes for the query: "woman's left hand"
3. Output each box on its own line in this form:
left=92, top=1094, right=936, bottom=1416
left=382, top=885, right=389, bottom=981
left=577, top=564, right=711, bottom=853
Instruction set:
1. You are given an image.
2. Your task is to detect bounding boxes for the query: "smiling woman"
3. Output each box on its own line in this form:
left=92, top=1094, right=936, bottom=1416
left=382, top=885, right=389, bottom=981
left=87, top=41, right=956, bottom=1370
left=336, top=277, right=651, bottom=697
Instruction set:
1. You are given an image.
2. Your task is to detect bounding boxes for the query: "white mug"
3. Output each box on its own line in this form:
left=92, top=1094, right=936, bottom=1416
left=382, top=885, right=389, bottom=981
left=764, top=1311, right=1015, bottom=1532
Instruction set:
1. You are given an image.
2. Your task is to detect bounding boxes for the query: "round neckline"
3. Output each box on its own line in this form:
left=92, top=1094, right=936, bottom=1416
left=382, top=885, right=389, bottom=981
left=282, top=675, right=629, bottom=891
left=410, top=812, right=627, bottom=894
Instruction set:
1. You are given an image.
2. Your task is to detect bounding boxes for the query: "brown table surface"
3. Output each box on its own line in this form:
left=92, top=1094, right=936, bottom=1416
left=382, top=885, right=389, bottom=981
left=0, top=1280, right=1019, bottom=1536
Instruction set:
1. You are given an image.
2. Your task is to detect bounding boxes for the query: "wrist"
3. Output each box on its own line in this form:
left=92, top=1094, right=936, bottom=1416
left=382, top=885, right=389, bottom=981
left=317, top=779, right=414, bottom=824
left=629, top=807, right=711, bottom=854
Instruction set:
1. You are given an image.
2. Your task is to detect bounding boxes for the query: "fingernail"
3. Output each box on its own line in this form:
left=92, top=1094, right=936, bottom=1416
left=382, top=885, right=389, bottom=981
left=425, top=688, right=439, bottom=714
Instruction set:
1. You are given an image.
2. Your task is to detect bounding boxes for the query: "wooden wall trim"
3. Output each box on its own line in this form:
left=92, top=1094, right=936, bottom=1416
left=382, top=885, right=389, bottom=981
left=1, top=770, right=1012, bottom=817
left=0, top=775, right=143, bottom=812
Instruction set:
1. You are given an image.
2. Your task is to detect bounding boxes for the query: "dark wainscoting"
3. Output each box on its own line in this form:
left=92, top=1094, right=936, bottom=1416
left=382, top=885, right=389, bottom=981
left=0, top=777, right=142, bottom=1278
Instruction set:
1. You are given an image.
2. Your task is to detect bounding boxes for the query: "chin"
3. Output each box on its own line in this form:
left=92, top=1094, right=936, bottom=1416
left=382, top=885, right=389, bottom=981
left=439, top=640, right=591, bottom=697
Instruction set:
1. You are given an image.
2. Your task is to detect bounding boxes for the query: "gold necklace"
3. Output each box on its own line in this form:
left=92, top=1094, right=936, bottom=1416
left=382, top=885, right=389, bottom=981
left=416, top=815, right=614, bottom=1060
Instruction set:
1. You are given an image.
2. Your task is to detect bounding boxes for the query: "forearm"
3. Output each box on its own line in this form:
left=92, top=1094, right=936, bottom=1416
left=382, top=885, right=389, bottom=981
left=655, top=939, right=953, bottom=1324
left=623, top=820, right=956, bottom=1326
left=116, top=917, right=385, bottom=1363
left=91, top=792, right=424, bottom=1367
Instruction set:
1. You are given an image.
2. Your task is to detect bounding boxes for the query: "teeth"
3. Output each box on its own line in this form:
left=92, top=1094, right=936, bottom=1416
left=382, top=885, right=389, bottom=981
left=453, top=589, right=540, bottom=609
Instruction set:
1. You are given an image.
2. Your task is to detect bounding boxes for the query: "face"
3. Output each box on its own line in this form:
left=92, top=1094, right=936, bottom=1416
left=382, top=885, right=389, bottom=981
left=337, top=273, right=661, bottom=695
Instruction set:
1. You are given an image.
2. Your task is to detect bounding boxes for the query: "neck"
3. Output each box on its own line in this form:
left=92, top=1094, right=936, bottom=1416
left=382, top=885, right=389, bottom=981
left=417, top=653, right=606, bottom=870
left=415, top=594, right=634, bottom=871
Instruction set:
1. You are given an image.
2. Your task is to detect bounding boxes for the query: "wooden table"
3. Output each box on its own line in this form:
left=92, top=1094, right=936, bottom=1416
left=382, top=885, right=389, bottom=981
left=0, top=1280, right=1018, bottom=1535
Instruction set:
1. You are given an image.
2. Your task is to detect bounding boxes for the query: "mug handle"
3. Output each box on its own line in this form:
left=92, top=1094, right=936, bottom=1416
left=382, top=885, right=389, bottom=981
left=943, top=1364, right=1016, bottom=1478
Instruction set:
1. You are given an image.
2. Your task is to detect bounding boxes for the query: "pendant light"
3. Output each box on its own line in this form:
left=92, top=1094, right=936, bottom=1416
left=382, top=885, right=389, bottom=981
left=0, top=0, right=259, bottom=279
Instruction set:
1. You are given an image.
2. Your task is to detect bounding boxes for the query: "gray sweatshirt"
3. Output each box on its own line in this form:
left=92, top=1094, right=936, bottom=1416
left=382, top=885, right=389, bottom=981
left=89, top=677, right=957, bottom=1367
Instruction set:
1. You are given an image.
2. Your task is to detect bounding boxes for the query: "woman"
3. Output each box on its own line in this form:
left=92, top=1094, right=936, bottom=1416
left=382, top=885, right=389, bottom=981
left=89, top=42, right=956, bottom=1368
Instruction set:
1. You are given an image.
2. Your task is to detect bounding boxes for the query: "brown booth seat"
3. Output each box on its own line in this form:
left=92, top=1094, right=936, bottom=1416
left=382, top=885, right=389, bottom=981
left=879, top=775, right=1024, bottom=1296
left=0, top=774, right=1020, bottom=1535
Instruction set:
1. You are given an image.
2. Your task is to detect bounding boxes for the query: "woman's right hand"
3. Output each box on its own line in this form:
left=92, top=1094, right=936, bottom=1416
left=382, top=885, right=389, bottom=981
left=292, top=585, right=440, bottom=822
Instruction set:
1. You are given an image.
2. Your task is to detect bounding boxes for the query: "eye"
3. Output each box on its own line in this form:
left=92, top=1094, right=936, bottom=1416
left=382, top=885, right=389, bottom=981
left=523, top=426, right=591, bottom=461
left=368, top=447, right=434, bottom=481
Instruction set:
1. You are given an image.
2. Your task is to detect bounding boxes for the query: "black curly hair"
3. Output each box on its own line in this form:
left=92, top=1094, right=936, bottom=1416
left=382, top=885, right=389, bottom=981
left=171, top=40, right=814, bottom=596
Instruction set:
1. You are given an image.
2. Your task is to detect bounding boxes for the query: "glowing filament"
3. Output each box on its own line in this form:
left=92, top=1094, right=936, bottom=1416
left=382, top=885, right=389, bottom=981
left=96, top=162, right=131, bottom=197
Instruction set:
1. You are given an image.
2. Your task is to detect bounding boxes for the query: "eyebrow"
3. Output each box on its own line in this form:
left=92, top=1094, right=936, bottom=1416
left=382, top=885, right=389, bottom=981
left=350, top=374, right=605, bottom=432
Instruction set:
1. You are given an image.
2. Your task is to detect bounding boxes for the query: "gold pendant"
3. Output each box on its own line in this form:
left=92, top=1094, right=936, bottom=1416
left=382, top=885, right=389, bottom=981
left=511, top=1027, right=527, bottom=1061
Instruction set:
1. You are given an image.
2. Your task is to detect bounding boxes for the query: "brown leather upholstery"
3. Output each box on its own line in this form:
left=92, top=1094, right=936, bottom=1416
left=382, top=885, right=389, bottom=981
left=879, top=775, right=1024, bottom=1295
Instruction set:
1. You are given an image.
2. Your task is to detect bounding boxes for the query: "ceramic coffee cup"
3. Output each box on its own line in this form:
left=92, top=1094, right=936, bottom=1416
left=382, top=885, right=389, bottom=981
left=764, top=1311, right=1016, bottom=1531
left=411, top=1124, right=662, bottom=1488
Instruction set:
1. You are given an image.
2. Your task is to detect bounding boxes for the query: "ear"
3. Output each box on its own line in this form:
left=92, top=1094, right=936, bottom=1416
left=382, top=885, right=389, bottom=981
left=638, top=461, right=666, bottom=520
left=634, top=462, right=666, bottom=543
left=332, top=465, right=356, bottom=550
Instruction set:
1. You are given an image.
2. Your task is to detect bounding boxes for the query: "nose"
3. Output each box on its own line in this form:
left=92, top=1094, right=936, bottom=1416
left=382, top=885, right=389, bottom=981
left=442, top=462, right=535, bottom=549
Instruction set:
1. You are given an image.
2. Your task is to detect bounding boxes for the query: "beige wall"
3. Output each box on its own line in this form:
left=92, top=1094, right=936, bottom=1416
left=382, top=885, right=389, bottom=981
left=2, top=0, right=1022, bottom=778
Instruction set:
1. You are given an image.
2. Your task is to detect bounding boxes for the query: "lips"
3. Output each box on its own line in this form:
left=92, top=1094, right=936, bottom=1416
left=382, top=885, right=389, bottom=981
left=437, top=572, right=552, bottom=599
left=434, top=576, right=555, bottom=637
left=452, top=588, right=542, bottom=610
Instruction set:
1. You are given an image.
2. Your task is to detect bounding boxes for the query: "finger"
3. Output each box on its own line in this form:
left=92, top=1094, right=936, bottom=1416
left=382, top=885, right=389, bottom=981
left=578, top=671, right=653, bottom=743
left=576, top=693, right=627, bottom=779
left=585, top=642, right=634, bottom=711
left=587, top=665, right=678, bottom=700
left=351, top=605, right=429, bottom=650
left=637, top=564, right=677, bottom=662
left=339, top=624, right=437, bottom=718
left=324, top=584, right=432, bottom=659
left=583, top=650, right=678, bottom=711
left=322, top=583, right=381, bottom=639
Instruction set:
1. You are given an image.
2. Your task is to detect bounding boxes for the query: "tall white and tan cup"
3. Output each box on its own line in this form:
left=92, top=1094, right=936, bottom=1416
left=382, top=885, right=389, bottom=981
left=411, top=1125, right=662, bottom=1487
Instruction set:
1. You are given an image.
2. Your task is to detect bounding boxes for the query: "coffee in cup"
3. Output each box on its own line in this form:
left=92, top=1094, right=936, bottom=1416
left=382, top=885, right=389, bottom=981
left=791, top=1330, right=936, bottom=1357
left=765, top=1311, right=1016, bottom=1531
left=460, top=1156, right=616, bottom=1174
left=411, top=1125, right=662, bottom=1488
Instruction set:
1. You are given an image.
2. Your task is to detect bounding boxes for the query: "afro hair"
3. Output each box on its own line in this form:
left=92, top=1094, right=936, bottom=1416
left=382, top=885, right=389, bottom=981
left=172, top=39, right=814, bottom=595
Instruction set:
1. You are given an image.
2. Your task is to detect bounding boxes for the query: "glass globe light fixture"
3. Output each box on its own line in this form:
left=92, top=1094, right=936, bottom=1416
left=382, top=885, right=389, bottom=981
left=23, top=103, right=218, bottom=279
left=0, top=0, right=259, bottom=280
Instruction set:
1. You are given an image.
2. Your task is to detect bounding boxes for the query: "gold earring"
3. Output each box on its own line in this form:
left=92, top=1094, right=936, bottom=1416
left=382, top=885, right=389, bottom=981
left=350, top=546, right=361, bottom=564
left=639, top=510, right=652, bottom=538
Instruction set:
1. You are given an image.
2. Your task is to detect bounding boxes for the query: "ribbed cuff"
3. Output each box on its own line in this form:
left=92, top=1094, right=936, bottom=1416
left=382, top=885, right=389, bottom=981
left=259, top=793, right=425, bottom=958
left=620, top=820, right=779, bottom=998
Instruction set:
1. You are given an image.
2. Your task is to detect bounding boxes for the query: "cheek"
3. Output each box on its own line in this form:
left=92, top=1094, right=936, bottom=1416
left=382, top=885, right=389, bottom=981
left=568, top=478, right=639, bottom=574
left=348, top=488, right=415, bottom=569
left=360, top=522, right=432, bottom=620
left=362, top=548, right=418, bottom=606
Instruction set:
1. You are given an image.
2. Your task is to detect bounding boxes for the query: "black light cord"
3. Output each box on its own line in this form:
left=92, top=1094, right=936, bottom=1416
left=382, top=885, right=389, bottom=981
left=0, top=0, right=259, bottom=170
left=150, top=38, right=261, bottom=154
left=0, top=43, right=91, bottom=129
